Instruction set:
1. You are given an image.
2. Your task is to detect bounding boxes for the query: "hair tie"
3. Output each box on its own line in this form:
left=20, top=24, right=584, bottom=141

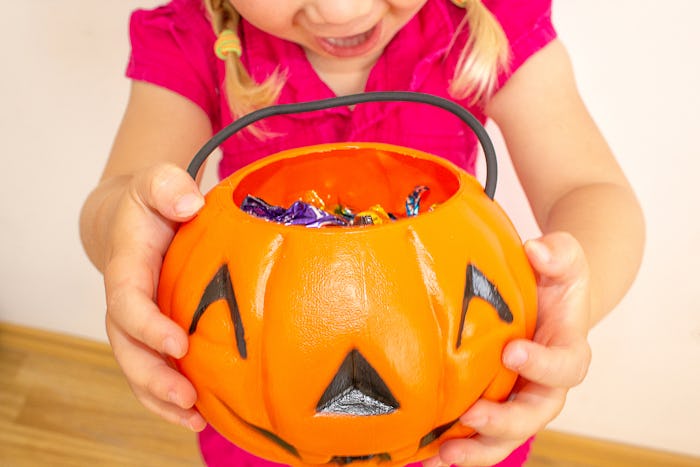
left=215, top=29, right=242, bottom=60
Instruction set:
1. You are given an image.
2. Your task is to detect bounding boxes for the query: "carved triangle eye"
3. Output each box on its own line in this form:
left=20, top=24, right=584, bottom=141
left=189, top=264, right=247, bottom=358
left=316, top=350, right=399, bottom=416
left=457, top=264, right=514, bottom=348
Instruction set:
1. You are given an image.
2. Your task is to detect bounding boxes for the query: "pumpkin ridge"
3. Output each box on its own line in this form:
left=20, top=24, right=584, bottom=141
left=254, top=233, right=285, bottom=320
left=257, top=233, right=291, bottom=436
left=406, top=225, right=449, bottom=418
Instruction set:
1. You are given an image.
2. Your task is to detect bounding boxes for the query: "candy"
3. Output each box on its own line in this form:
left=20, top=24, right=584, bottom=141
left=354, top=205, right=393, bottom=226
left=241, top=185, right=432, bottom=228
left=300, top=190, right=326, bottom=210
left=333, top=205, right=356, bottom=222
left=405, top=185, right=430, bottom=217
left=241, top=196, right=347, bottom=227
left=240, top=195, right=286, bottom=219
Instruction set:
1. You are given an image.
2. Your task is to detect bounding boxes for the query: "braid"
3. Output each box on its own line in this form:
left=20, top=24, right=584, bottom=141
left=202, top=0, right=505, bottom=122
left=449, top=0, right=510, bottom=105
left=204, top=0, right=284, bottom=132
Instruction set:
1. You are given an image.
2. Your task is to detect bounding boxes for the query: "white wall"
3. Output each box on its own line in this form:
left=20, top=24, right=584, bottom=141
left=1, top=0, right=698, bottom=458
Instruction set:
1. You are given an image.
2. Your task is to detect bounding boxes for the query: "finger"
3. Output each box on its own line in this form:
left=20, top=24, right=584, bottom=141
left=524, top=232, right=588, bottom=288
left=138, top=390, right=207, bottom=432
left=459, top=384, right=567, bottom=441
left=436, top=436, right=523, bottom=467
left=421, top=456, right=448, bottom=467
left=524, top=232, right=592, bottom=349
left=137, top=390, right=207, bottom=432
left=131, top=163, right=204, bottom=221
left=105, top=253, right=188, bottom=358
left=503, top=337, right=592, bottom=387
left=108, top=323, right=197, bottom=420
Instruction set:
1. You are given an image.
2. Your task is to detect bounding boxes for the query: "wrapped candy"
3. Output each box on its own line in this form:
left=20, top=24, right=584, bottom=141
left=405, top=185, right=430, bottom=217
left=241, top=195, right=347, bottom=228
left=240, top=185, right=431, bottom=228
left=353, top=205, right=394, bottom=226
left=300, top=189, right=326, bottom=210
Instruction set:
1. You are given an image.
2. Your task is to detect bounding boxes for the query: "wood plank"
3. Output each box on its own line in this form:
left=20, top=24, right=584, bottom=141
left=529, top=431, right=700, bottom=467
left=0, top=322, right=201, bottom=466
left=1, top=322, right=698, bottom=467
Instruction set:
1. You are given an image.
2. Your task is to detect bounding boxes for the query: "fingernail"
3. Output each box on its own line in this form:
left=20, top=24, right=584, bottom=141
left=181, top=417, right=195, bottom=431
left=528, top=240, right=552, bottom=263
left=175, top=194, right=204, bottom=217
left=504, top=346, right=528, bottom=369
left=163, top=337, right=183, bottom=358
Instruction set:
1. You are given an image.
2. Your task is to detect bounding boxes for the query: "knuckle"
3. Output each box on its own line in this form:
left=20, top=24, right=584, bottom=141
left=145, top=370, right=166, bottom=399
left=148, top=165, right=171, bottom=200
left=148, top=164, right=184, bottom=202
left=529, top=355, right=554, bottom=383
left=107, top=286, right=150, bottom=342
left=502, top=413, right=536, bottom=441
left=105, top=284, right=128, bottom=319
left=128, top=163, right=173, bottom=207
left=138, top=392, right=181, bottom=426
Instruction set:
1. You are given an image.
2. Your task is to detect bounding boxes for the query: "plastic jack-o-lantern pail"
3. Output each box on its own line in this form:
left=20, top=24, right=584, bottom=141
left=157, top=92, right=537, bottom=467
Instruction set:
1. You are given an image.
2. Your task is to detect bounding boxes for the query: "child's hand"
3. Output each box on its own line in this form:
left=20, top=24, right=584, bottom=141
left=103, top=163, right=207, bottom=432
left=423, top=232, right=592, bottom=467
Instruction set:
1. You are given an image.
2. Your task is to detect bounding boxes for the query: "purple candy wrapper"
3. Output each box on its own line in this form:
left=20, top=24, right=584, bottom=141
left=241, top=195, right=347, bottom=228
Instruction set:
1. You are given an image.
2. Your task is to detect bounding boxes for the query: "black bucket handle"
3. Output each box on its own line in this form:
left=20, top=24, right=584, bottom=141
left=187, top=91, right=497, bottom=199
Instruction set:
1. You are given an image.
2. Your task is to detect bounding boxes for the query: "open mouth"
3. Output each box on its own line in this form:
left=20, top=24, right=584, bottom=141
left=317, top=24, right=381, bottom=58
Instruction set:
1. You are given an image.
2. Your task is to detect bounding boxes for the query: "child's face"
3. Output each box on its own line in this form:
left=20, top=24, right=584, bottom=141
left=230, top=0, right=427, bottom=70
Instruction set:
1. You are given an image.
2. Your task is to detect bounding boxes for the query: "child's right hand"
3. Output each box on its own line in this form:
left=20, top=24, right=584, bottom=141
left=102, top=163, right=207, bottom=432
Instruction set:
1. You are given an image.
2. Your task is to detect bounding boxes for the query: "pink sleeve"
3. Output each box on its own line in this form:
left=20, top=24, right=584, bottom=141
left=484, top=0, right=557, bottom=86
left=125, top=0, right=219, bottom=122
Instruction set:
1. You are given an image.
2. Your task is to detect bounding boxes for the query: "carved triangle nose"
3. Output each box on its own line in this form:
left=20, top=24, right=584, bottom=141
left=316, top=349, right=399, bottom=416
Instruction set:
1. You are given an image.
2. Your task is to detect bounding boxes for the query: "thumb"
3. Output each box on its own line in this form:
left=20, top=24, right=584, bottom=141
left=131, top=163, right=205, bottom=222
left=524, top=232, right=588, bottom=287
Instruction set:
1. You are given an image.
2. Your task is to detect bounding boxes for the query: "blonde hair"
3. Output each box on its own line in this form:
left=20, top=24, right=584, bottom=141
left=449, top=0, right=510, bottom=104
left=203, top=0, right=285, bottom=122
left=204, top=0, right=509, bottom=121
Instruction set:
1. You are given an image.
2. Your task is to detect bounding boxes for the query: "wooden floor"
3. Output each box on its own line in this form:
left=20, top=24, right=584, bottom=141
left=1, top=322, right=698, bottom=467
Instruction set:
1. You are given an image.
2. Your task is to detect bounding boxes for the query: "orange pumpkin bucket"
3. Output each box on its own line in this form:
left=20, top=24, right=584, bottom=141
left=158, top=92, right=537, bottom=466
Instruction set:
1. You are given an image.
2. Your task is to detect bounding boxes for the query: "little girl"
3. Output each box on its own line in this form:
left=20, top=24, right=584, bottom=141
left=79, top=0, right=645, bottom=466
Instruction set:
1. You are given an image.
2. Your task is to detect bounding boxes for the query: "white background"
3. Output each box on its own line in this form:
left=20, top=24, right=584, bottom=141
left=1, top=0, right=698, bottom=458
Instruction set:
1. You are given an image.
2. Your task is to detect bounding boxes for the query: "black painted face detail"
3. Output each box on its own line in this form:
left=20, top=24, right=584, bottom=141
left=419, top=419, right=458, bottom=448
left=331, top=453, right=392, bottom=465
left=219, top=393, right=396, bottom=464
left=317, top=349, right=399, bottom=416
left=202, top=266, right=506, bottom=462
left=216, top=395, right=299, bottom=458
left=457, top=264, right=514, bottom=348
left=189, top=264, right=247, bottom=358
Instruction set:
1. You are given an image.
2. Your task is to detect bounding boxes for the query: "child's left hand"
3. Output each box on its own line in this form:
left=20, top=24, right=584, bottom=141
left=423, top=231, right=592, bottom=467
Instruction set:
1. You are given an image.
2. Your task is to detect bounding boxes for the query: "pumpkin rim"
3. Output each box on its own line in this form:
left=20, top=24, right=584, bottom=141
left=208, top=142, right=484, bottom=234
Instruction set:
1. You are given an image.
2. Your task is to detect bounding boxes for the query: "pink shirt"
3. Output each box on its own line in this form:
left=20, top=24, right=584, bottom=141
left=127, top=1, right=555, bottom=465
left=127, top=0, right=555, bottom=179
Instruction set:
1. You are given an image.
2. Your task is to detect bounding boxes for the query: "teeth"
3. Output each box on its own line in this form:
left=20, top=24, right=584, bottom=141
left=324, top=29, right=371, bottom=48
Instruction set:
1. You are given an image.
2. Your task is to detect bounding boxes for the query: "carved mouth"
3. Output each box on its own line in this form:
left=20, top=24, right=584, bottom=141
left=214, top=395, right=300, bottom=458
left=330, top=453, right=392, bottom=465
left=213, top=395, right=462, bottom=465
